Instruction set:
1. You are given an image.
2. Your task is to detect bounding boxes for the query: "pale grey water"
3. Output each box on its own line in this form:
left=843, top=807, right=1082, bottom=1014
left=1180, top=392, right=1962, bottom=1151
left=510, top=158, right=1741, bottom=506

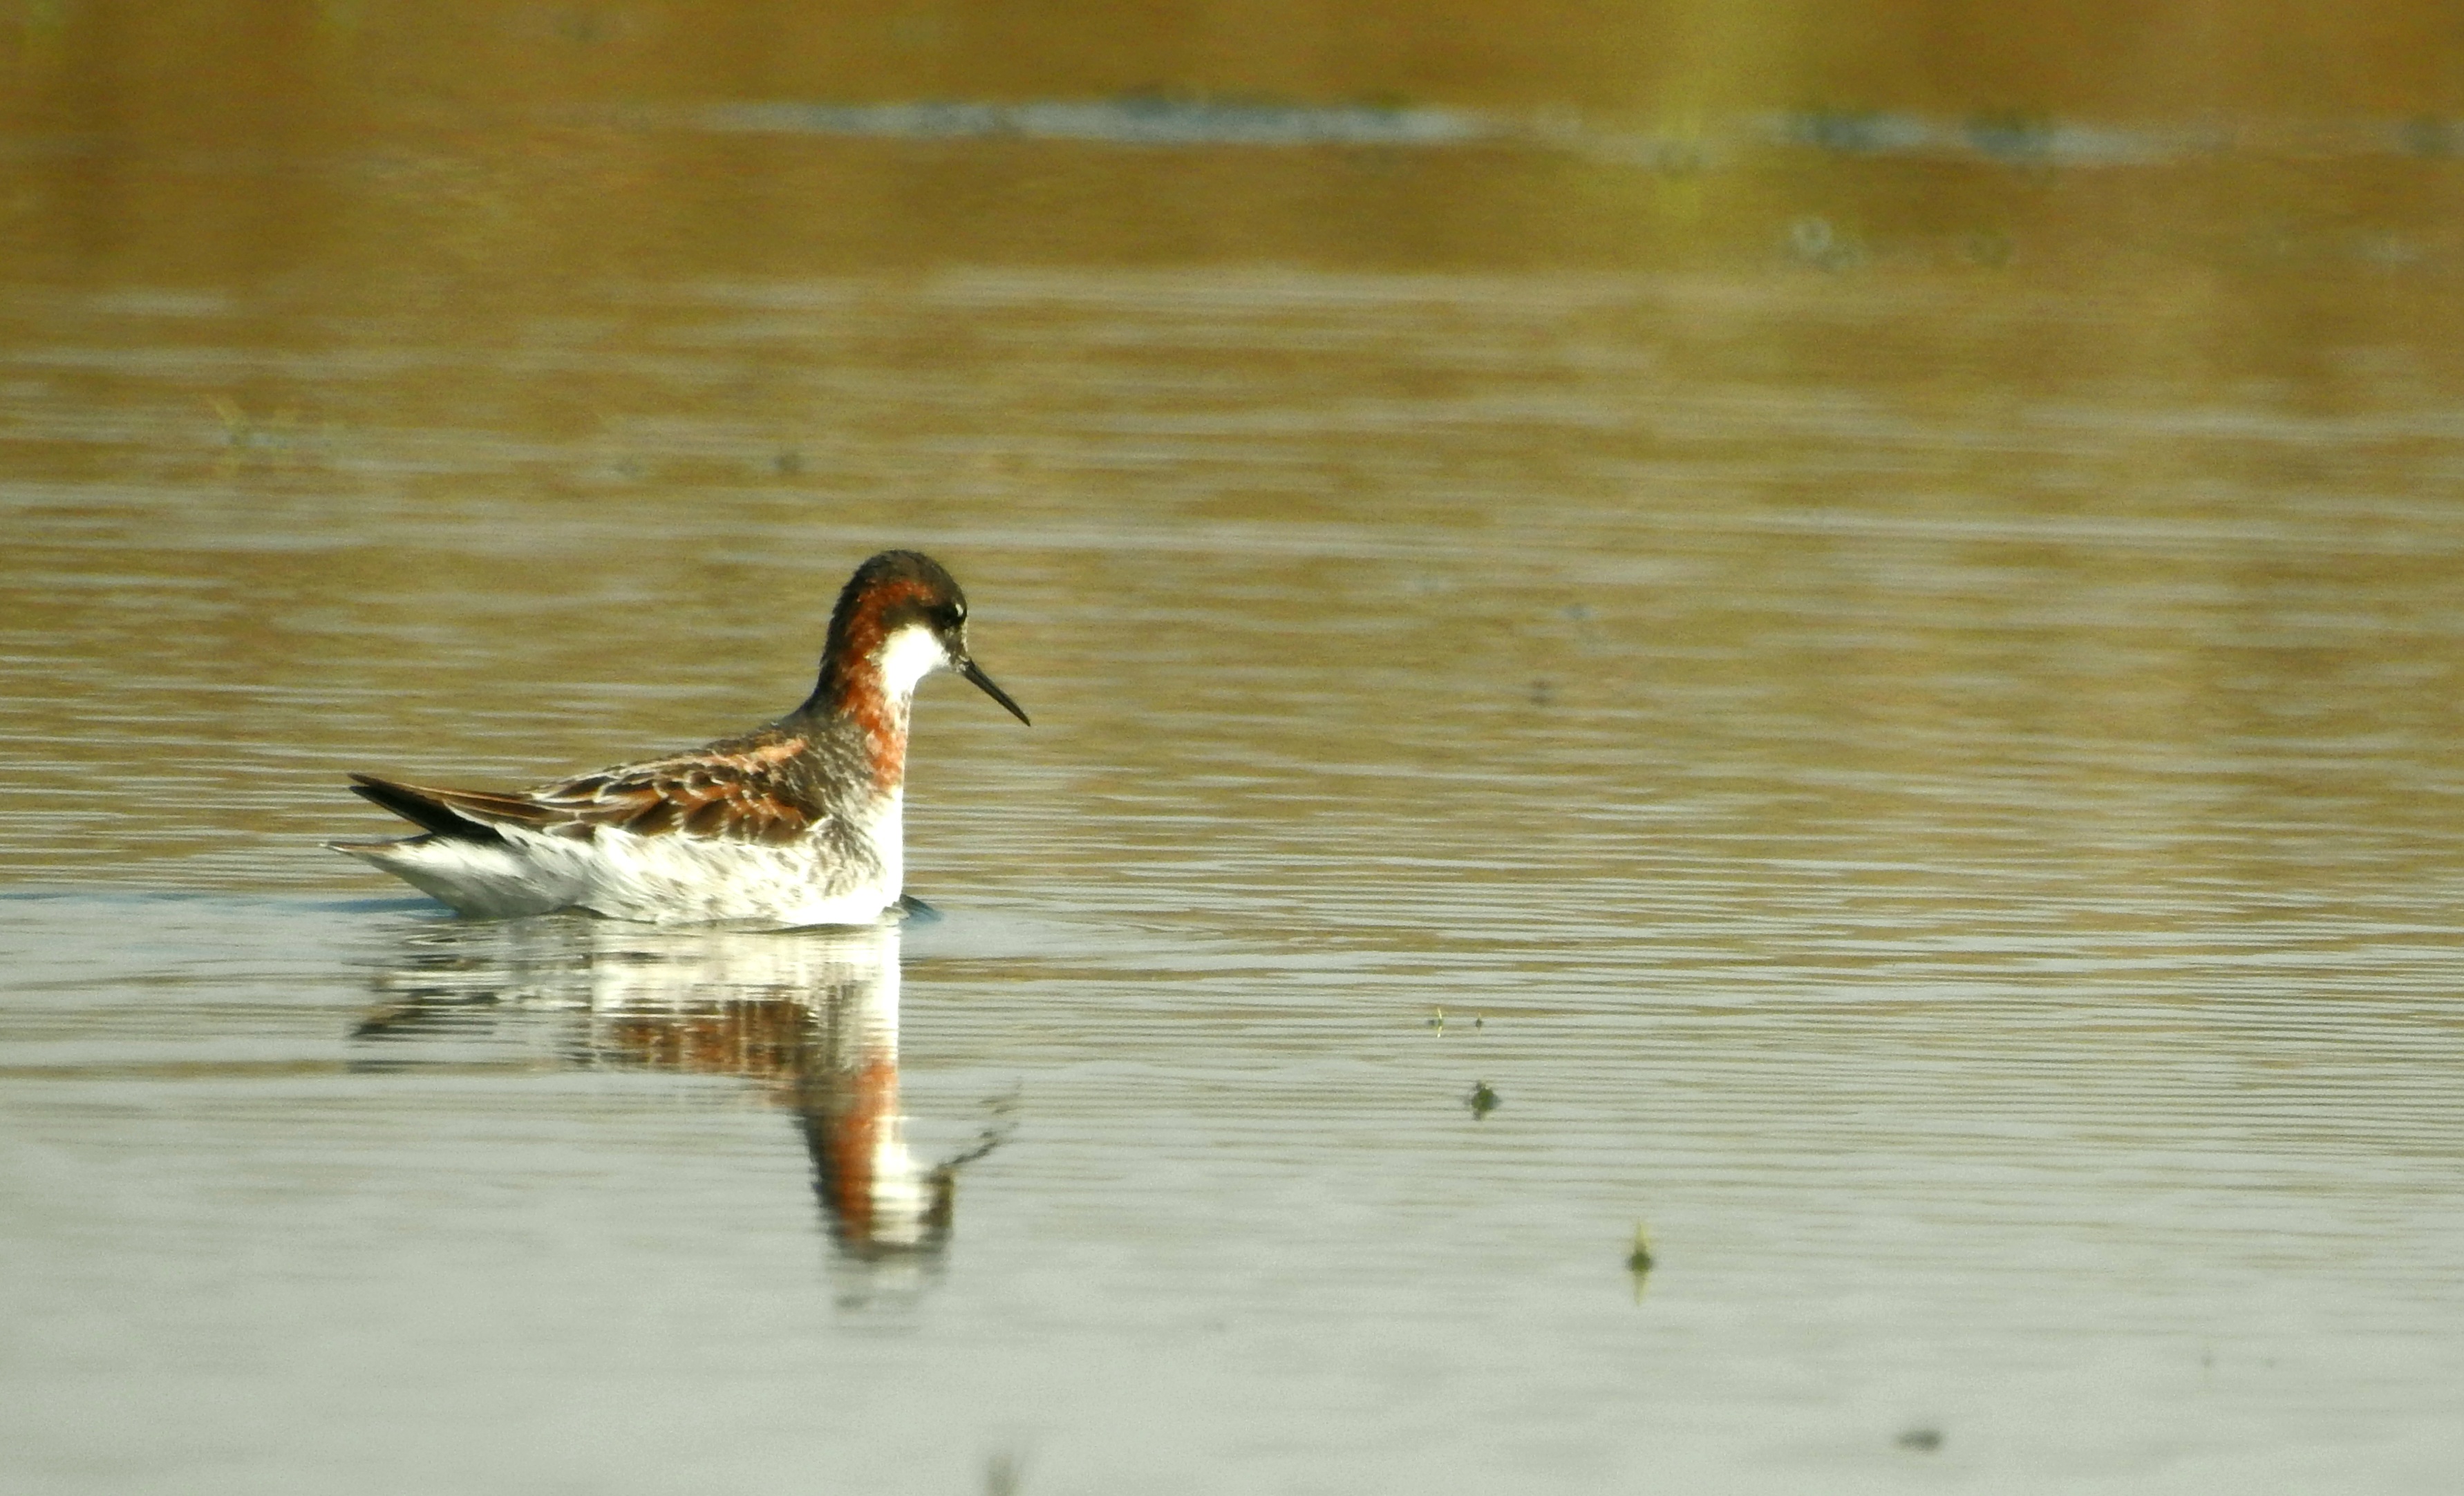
left=8, top=158, right=2464, bottom=1492
left=7, top=867, right=2463, bottom=1493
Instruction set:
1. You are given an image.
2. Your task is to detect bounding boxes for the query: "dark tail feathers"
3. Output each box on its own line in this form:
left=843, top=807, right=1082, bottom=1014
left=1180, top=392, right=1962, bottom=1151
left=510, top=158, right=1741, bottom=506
left=347, top=774, right=508, bottom=844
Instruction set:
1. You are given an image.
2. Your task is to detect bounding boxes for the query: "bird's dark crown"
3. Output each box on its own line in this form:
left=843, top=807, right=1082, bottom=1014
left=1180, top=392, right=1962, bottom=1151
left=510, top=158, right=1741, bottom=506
left=830, top=549, right=966, bottom=646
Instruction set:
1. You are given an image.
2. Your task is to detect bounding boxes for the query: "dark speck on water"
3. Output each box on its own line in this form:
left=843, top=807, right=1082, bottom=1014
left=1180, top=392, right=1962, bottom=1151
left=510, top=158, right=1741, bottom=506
left=984, top=1450, right=1025, bottom=1495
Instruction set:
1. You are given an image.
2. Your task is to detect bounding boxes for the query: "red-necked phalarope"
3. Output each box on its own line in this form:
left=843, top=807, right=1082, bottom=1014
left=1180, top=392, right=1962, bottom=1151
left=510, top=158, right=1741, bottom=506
left=332, top=550, right=1028, bottom=925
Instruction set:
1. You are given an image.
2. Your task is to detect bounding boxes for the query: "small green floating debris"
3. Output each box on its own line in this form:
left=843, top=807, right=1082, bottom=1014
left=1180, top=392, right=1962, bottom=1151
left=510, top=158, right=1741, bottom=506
left=1466, top=1080, right=1499, bottom=1117
left=1626, top=1222, right=1655, bottom=1274
left=1895, top=1427, right=1944, bottom=1453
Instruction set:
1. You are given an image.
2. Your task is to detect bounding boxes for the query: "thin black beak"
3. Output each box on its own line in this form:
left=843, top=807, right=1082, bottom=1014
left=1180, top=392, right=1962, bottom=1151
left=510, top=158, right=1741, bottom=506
left=956, top=655, right=1031, bottom=726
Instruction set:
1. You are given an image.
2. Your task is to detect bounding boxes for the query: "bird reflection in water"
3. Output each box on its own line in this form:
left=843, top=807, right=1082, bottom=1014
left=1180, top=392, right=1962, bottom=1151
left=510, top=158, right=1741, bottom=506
left=352, top=913, right=1003, bottom=1271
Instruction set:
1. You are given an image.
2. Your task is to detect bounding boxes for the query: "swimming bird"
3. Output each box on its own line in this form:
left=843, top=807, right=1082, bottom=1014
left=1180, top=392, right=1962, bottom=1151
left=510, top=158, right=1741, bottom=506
left=332, top=550, right=1028, bottom=925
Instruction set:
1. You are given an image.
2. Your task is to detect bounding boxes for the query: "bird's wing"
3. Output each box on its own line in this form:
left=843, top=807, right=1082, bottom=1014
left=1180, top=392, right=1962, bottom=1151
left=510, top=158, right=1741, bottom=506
left=349, top=736, right=825, bottom=847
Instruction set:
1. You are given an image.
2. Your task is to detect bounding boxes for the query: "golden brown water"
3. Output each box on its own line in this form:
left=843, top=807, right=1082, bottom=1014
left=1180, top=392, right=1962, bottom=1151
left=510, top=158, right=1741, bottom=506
left=8, top=7, right=2464, bottom=1493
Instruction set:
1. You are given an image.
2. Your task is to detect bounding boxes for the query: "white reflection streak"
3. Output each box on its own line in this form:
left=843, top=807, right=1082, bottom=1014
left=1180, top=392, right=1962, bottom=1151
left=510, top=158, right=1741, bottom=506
left=686, top=97, right=2464, bottom=168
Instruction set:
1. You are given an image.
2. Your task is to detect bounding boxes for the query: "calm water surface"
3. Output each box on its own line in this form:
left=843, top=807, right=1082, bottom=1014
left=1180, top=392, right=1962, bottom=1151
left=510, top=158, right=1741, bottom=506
left=7, top=83, right=2464, bottom=1495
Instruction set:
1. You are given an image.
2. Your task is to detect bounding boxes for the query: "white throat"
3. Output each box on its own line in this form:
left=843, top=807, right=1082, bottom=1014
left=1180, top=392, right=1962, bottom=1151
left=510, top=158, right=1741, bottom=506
left=875, top=624, right=948, bottom=701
